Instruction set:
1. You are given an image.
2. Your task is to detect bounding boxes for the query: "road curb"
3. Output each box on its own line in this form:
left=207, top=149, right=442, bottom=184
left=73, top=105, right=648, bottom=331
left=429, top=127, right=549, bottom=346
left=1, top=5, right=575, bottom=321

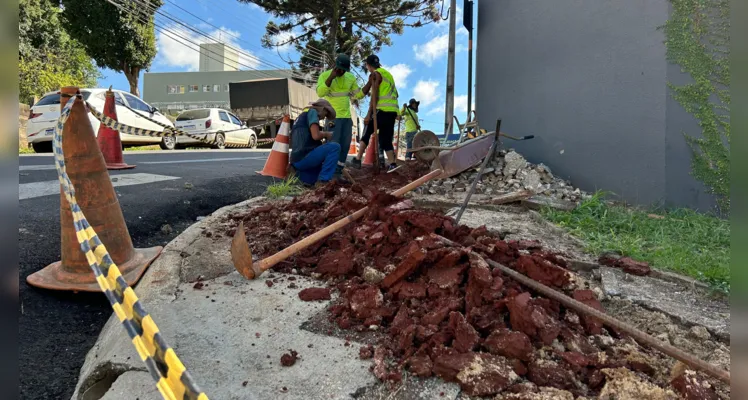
left=71, top=196, right=269, bottom=399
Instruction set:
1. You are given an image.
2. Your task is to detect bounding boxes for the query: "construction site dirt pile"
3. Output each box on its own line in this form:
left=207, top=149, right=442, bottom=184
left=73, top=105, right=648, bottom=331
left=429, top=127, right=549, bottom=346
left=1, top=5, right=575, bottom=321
left=219, top=165, right=726, bottom=399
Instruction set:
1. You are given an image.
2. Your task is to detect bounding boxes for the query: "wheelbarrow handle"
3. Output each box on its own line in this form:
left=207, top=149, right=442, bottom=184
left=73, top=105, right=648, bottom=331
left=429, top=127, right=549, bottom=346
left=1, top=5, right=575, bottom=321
left=499, top=133, right=534, bottom=141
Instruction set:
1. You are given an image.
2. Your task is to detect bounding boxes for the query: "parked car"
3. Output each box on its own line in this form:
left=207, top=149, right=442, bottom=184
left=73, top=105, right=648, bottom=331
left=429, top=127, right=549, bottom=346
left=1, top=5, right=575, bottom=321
left=170, top=108, right=258, bottom=150
left=26, top=88, right=174, bottom=153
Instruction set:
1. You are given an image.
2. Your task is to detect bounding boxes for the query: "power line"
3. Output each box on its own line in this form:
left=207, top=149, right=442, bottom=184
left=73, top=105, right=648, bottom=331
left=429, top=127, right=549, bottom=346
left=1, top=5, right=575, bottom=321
left=106, top=0, right=307, bottom=82
left=125, top=0, right=298, bottom=77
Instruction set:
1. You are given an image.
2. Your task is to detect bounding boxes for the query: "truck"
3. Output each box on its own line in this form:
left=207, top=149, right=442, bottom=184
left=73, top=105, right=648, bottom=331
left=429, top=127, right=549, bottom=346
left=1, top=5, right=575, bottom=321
left=228, top=77, right=361, bottom=147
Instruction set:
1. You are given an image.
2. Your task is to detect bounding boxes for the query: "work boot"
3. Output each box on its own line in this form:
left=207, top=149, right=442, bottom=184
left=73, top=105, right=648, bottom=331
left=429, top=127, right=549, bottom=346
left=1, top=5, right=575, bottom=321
left=387, top=163, right=399, bottom=172
left=349, top=158, right=362, bottom=169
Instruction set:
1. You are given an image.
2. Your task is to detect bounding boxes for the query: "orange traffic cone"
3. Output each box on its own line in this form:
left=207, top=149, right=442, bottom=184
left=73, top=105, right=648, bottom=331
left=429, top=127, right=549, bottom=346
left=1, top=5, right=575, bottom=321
left=97, top=88, right=134, bottom=170
left=27, top=87, right=162, bottom=292
left=348, top=139, right=357, bottom=155
left=257, top=115, right=291, bottom=179
left=362, top=133, right=378, bottom=166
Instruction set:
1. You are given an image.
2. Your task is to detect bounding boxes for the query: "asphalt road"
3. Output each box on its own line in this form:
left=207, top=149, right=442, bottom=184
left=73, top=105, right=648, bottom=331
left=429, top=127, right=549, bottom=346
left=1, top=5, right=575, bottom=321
left=19, top=149, right=274, bottom=399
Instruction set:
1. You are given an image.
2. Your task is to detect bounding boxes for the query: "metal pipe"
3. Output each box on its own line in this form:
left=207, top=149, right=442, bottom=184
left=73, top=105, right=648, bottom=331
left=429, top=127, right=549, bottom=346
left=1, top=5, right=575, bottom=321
left=432, top=234, right=731, bottom=385
left=454, top=119, right=501, bottom=223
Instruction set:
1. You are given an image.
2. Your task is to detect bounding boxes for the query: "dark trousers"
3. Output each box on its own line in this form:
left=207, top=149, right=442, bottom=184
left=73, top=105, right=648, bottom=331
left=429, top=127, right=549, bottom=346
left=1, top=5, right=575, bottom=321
left=292, top=143, right=340, bottom=185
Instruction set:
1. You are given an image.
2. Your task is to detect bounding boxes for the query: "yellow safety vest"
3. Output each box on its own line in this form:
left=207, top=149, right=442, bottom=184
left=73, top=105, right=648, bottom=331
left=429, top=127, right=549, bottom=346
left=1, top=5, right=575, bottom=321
left=316, top=70, right=363, bottom=119
left=375, top=67, right=399, bottom=113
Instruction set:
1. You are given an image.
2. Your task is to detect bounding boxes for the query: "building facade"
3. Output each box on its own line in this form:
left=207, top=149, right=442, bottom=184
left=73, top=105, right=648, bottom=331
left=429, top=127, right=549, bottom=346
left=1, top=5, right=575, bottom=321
left=142, top=70, right=293, bottom=114
left=475, top=0, right=715, bottom=211
left=199, top=43, right=239, bottom=72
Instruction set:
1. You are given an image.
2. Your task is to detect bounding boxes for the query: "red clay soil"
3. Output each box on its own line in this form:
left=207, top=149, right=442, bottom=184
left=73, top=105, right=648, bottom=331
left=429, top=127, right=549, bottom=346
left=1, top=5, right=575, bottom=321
left=221, top=164, right=721, bottom=399
left=280, top=350, right=299, bottom=367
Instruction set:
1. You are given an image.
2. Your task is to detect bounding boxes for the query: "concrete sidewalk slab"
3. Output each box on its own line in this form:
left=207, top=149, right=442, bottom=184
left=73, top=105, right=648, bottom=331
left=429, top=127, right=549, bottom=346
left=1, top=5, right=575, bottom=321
left=72, top=197, right=460, bottom=400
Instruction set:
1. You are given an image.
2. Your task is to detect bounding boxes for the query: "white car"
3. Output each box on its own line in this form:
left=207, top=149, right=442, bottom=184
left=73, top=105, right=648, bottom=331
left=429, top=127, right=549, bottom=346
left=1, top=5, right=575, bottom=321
left=26, top=88, right=175, bottom=153
left=170, top=108, right=258, bottom=150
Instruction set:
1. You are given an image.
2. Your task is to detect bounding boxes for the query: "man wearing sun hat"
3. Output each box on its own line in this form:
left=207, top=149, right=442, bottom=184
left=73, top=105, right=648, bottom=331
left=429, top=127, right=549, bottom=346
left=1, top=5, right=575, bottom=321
left=287, top=99, right=340, bottom=187
left=316, top=54, right=364, bottom=179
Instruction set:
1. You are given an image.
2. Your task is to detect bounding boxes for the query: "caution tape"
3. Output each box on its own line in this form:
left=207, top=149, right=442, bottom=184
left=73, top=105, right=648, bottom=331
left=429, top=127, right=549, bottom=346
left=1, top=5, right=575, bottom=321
left=57, top=95, right=208, bottom=400
left=88, top=101, right=276, bottom=149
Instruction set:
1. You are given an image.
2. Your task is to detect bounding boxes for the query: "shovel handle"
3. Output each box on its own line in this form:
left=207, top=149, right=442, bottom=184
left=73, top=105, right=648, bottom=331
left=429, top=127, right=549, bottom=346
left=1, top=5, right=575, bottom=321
left=256, top=169, right=443, bottom=273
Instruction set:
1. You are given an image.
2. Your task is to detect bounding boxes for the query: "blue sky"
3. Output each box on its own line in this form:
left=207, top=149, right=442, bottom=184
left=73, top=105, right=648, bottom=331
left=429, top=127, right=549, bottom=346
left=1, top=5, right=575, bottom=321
left=97, top=0, right=478, bottom=134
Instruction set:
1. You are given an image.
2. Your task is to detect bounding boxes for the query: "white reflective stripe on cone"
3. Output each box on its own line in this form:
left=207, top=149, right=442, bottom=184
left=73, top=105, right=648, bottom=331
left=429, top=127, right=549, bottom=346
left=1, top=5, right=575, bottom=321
left=271, top=141, right=289, bottom=153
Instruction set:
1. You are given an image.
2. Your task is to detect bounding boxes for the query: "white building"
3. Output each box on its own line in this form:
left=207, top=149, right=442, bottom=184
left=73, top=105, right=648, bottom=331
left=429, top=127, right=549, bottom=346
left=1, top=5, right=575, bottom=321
left=199, top=43, right=239, bottom=72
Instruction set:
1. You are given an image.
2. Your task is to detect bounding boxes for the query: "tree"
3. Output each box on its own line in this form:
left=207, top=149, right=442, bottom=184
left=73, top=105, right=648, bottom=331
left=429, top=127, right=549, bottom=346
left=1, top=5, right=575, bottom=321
left=242, top=0, right=440, bottom=76
left=61, top=0, right=160, bottom=96
left=19, top=0, right=100, bottom=103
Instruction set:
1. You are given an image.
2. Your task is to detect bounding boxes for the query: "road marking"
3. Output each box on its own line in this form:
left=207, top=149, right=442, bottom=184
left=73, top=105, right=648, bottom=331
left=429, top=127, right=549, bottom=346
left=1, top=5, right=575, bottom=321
left=19, top=173, right=181, bottom=200
left=140, top=156, right=266, bottom=165
left=19, top=156, right=267, bottom=171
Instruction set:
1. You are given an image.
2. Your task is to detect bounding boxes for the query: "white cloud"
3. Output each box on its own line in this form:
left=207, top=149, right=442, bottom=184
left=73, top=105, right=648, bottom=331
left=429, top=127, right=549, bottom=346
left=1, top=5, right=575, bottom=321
left=274, top=31, right=294, bottom=53
left=426, top=95, right=473, bottom=117
left=427, top=104, right=445, bottom=115
left=454, top=94, right=475, bottom=114
left=384, top=63, right=413, bottom=89
left=413, top=80, right=440, bottom=107
left=412, top=30, right=468, bottom=67
left=413, top=34, right=449, bottom=67
left=156, top=25, right=260, bottom=71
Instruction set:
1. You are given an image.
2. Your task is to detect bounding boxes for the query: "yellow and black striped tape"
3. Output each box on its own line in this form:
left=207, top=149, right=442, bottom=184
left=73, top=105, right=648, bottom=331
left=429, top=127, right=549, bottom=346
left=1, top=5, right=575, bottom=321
left=57, top=95, right=209, bottom=400
left=87, top=102, right=277, bottom=148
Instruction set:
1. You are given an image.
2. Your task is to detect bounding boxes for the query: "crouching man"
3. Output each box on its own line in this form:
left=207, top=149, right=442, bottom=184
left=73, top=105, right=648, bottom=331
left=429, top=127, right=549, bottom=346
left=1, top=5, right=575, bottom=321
left=288, top=99, right=341, bottom=187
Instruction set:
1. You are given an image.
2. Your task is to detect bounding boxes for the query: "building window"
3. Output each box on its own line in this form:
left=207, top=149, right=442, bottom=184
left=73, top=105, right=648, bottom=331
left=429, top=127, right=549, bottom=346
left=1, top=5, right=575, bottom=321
left=189, top=85, right=199, bottom=92
left=203, top=85, right=212, bottom=92
left=213, top=84, right=221, bottom=92
left=168, top=85, right=185, bottom=94
left=223, top=84, right=230, bottom=92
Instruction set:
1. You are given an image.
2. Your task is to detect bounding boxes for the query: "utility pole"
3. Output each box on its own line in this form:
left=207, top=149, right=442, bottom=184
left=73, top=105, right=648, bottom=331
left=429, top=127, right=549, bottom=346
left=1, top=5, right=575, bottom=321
left=464, top=0, right=474, bottom=123
left=443, top=0, right=457, bottom=141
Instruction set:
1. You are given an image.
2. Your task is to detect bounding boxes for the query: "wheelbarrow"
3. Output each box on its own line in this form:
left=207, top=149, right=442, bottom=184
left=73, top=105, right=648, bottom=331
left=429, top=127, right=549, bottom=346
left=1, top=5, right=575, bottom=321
left=409, top=122, right=534, bottom=180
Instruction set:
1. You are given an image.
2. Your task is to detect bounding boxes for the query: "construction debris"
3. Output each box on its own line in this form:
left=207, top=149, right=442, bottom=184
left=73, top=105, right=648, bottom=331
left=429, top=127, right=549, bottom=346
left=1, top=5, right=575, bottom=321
left=417, top=149, right=588, bottom=207
left=219, top=164, right=728, bottom=398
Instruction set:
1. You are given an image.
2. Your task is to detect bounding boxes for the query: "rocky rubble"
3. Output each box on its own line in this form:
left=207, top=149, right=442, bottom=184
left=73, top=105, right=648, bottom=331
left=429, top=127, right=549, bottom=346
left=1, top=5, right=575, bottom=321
left=417, top=149, right=588, bottom=204
left=219, top=166, right=728, bottom=399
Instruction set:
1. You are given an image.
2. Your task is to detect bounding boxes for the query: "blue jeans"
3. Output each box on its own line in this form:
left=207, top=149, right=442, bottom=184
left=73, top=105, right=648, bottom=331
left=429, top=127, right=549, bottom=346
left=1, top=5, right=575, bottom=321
left=331, top=118, right=353, bottom=168
left=405, top=131, right=417, bottom=159
left=292, top=143, right=340, bottom=185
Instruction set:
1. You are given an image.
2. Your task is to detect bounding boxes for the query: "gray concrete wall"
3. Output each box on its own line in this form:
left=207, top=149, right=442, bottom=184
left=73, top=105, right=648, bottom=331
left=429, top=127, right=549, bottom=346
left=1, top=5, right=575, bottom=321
left=476, top=0, right=714, bottom=209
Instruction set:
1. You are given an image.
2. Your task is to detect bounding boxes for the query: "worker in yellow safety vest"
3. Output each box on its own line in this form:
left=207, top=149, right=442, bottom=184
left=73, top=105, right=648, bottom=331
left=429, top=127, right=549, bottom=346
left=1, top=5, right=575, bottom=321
left=399, top=98, right=421, bottom=160
left=349, top=54, right=399, bottom=171
left=316, top=54, right=364, bottom=179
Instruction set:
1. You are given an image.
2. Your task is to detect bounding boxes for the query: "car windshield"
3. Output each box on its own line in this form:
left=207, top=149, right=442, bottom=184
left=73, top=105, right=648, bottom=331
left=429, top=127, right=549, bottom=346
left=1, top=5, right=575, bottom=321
left=34, top=90, right=93, bottom=107
left=176, top=109, right=211, bottom=121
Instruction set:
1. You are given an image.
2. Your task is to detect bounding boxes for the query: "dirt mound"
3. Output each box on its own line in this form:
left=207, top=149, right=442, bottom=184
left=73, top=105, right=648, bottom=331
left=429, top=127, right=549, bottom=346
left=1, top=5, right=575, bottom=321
left=219, top=166, right=727, bottom=398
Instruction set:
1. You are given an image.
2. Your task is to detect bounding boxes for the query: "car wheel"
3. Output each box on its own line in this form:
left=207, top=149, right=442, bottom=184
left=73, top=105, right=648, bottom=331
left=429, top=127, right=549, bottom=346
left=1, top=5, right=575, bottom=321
left=248, top=134, right=258, bottom=149
left=214, top=133, right=226, bottom=150
left=160, top=136, right=177, bottom=150
left=32, top=142, right=53, bottom=153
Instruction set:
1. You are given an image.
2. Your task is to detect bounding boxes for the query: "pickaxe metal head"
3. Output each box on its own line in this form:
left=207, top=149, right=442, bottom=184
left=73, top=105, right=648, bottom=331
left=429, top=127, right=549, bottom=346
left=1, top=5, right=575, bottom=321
left=231, top=221, right=262, bottom=280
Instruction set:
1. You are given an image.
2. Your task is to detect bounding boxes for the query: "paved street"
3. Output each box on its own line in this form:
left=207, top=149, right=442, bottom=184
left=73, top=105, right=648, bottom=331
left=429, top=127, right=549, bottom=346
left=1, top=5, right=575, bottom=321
left=19, top=149, right=273, bottom=399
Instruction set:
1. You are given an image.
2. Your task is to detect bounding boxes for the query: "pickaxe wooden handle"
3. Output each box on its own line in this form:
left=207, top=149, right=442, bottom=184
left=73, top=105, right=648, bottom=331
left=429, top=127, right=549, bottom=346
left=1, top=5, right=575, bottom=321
left=231, top=169, right=443, bottom=280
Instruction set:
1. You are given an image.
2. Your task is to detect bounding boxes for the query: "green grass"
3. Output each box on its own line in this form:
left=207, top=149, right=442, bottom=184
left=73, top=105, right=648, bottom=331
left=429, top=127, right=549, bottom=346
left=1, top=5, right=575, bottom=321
left=541, top=192, right=730, bottom=293
left=19, top=146, right=34, bottom=154
left=265, top=176, right=304, bottom=199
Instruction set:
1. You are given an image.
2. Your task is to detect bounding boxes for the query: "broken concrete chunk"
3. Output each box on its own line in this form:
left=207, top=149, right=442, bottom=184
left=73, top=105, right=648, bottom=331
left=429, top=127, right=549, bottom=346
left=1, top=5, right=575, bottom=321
left=433, top=352, right=520, bottom=396
left=599, top=368, right=679, bottom=399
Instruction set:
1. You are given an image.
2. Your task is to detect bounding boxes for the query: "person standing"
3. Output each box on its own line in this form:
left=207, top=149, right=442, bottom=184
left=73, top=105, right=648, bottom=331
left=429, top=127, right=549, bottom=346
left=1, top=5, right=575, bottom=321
left=316, top=54, right=363, bottom=178
left=400, top=98, right=421, bottom=160
left=349, top=54, right=400, bottom=171
left=287, top=99, right=340, bottom=187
